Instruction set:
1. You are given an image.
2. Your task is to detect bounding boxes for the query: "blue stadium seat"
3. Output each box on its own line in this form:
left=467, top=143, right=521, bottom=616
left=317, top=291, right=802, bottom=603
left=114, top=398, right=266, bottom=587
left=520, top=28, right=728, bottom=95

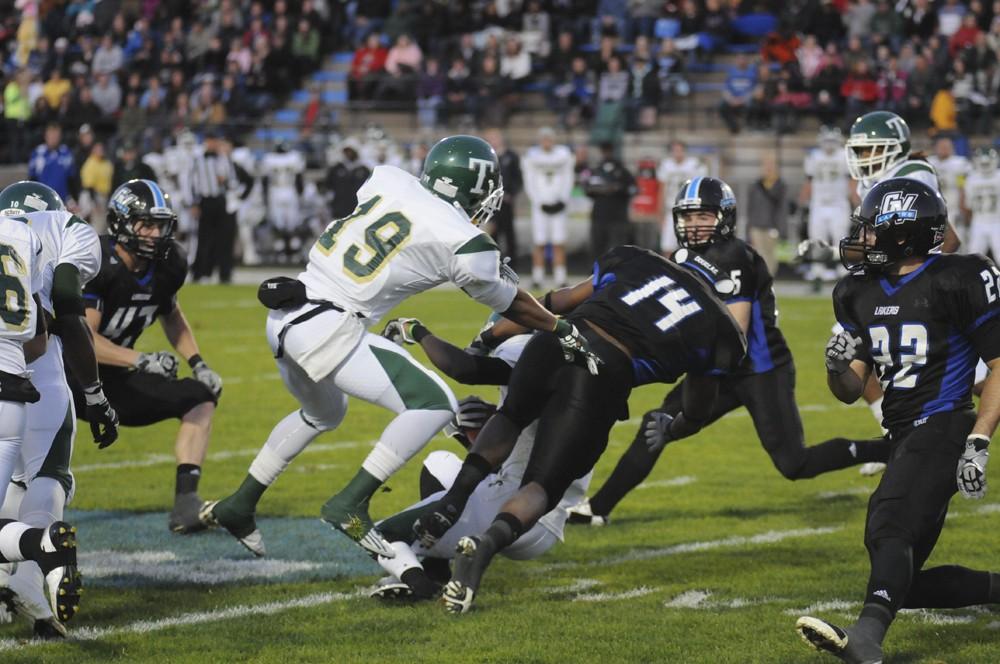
left=332, top=51, right=354, bottom=65
left=269, top=128, right=300, bottom=143
left=312, top=70, right=347, bottom=83
left=291, top=89, right=311, bottom=104
left=731, top=13, right=778, bottom=39
left=321, top=90, right=348, bottom=105
left=692, top=82, right=726, bottom=93
left=725, top=43, right=762, bottom=54
left=655, top=18, right=681, bottom=40
left=274, top=109, right=301, bottom=124
left=255, top=128, right=271, bottom=142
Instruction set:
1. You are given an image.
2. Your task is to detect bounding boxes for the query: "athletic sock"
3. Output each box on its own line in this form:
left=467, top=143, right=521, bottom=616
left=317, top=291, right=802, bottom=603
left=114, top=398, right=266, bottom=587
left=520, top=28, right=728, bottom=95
left=992, top=573, right=1000, bottom=603
left=422, top=557, right=451, bottom=584
left=797, top=437, right=892, bottom=478
left=227, top=474, right=269, bottom=513
left=590, top=414, right=663, bottom=516
left=854, top=610, right=891, bottom=646
left=904, top=566, right=995, bottom=608
left=332, top=468, right=382, bottom=506
left=457, top=513, right=523, bottom=591
left=400, top=566, right=440, bottom=598
left=531, top=265, right=544, bottom=287
left=175, top=464, right=202, bottom=496
left=442, top=453, right=492, bottom=510
left=554, top=264, right=567, bottom=287
left=858, top=536, right=912, bottom=644
left=0, top=520, right=40, bottom=565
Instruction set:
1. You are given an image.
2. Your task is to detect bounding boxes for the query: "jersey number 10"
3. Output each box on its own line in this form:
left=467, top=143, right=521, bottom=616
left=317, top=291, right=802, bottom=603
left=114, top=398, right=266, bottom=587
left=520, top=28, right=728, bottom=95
left=315, top=195, right=412, bottom=281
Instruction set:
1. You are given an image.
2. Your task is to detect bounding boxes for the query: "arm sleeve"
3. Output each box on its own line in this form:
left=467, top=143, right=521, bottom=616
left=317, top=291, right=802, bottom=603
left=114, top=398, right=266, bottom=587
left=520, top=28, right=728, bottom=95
left=58, top=217, right=102, bottom=284
left=449, top=235, right=518, bottom=312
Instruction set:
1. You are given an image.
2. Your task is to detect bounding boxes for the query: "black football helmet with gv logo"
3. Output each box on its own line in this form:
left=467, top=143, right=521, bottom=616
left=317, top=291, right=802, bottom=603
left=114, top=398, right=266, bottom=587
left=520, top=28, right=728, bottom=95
left=840, top=177, right=947, bottom=274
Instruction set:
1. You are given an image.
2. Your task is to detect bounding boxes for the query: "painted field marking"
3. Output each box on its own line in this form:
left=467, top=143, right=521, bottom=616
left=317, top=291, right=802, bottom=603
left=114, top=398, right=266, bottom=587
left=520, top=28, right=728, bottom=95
left=0, top=588, right=369, bottom=652
left=573, top=586, right=658, bottom=602
left=636, top=476, right=697, bottom=490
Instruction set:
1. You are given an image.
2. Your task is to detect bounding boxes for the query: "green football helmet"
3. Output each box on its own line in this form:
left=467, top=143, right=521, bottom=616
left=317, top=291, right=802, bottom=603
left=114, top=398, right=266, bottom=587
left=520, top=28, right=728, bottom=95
left=973, top=146, right=999, bottom=175
left=421, top=135, right=504, bottom=226
left=0, top=180, right=66, bottom=217
left=846, top=111, right=912, bottom=181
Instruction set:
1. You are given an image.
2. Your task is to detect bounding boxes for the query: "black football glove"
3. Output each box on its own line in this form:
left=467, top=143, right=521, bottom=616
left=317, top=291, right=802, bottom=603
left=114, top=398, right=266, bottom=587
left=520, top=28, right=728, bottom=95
left=83, top=382, right=119, bottom=449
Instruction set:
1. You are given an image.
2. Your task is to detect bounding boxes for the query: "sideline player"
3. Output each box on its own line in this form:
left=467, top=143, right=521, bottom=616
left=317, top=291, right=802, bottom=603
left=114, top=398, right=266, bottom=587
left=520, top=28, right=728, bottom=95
left=0, top=181, right=116, bottom=636
left=801, top=127, right=851, bottom=285
left=961, top=147, right=1000, bottom=260
left=522, top=128, right=574, bottom=289
left=261, top=141, right=306, bottom=262
left=201, top=135, right=599, bottom=558
left=67, top=180, right=222, bottom=533
left=796, top=178, right=1000, bottom=663
left=412, top=246, right=748, bottom=613
left=568, top=178, right=890, bottom=527
left=656, top=140, right=707, bottom=254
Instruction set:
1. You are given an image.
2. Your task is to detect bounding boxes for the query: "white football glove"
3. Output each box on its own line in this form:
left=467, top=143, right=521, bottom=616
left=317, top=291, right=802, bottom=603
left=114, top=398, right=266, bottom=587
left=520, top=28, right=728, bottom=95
left=191, top=358, right=223, bottom=398
left=644, top=411, right=676, bottom=454
left=136, top=351, right=180, bottom=378
left=554, top=319, right=601, bottom=376
left=825, top=332, right=861, bottom=375
left=381, top=318, right=422, bottom=345
left=958, top=435, right=989, bottom=499
left=797, top=239, right=836, bottom=263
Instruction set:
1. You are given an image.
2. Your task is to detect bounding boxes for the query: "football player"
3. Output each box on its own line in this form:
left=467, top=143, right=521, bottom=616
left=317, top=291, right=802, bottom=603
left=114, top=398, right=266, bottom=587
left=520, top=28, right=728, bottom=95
left=261, top=141, right=306, bottom=262
left=927, top=136, right=970, bottom=220
left=369, top=318, right=590, bottom=600
left=201, top=135, right=599, bottom=558
left=412, top=246, right=748, bottom=613
left=522, top=128, right=574, bottom=289
left=961, top=147, right=1000, bottom=261
left=657, top=140, right=707, bottom=254
left=0, top=181, right=116, bottom=636
left=67, top=179, right=222, bottom=534
left=0, top=519, right=81, bottom=627
left=801, top=127, right=852, bottom=285
left=796, top=178, right=1000, bottom=663
left=567, top=178, right=891, bottom=527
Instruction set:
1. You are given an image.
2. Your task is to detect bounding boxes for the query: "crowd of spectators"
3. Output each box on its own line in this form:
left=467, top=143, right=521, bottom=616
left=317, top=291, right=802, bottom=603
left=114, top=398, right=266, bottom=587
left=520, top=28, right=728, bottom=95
left=1, top=0, right=339, bottom=166
left=346, top=0, right=1000, bottom=138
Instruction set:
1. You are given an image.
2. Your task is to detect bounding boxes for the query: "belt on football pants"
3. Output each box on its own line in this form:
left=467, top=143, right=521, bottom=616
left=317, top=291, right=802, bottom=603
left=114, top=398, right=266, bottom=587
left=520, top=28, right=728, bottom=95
left=274, top=301, right=348, bottom=360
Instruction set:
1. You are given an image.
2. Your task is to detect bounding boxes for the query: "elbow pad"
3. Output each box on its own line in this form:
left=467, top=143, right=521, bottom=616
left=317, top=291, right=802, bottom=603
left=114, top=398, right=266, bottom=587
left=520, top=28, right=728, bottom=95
left=52, top=264, right=86, bottom=318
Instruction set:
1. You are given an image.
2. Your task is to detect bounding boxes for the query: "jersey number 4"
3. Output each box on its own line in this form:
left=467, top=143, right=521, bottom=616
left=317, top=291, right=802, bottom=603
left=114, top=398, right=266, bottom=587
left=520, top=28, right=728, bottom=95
left=622, top=276, right=702, bottom=331
left=869, top=324, right=928, bottom=390
left=315, top=195, right=412, bottom=281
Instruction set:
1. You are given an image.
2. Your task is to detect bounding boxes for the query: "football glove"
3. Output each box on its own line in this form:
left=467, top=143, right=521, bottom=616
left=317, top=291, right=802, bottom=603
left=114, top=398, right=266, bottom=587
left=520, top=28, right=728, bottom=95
left=958, top=434, right=990, bottom=499
left=797, top=239, right=836, bottom=264
left=540, top=201, right=566, bottom=215
left=499, top=256, right=519, bottom=285
left=381, top=318, right=423, bottom=345
left=136, top=351, right=179, bottom=378
left=643, top=411, right=676, bottom=454
left=443, top=396, right=497, bottom=447
left=190, top=356, right=223, bottom=398
left=82, top=382, right=119, bottom=449
left=825, top=331, right=861, bottom=375
left=554, top=319, right=601, bottom=375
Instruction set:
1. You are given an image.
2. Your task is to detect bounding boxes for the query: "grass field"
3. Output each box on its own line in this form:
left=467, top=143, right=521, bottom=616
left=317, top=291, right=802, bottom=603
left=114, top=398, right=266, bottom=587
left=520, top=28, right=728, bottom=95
left=2, top=284, right=998, bottom=663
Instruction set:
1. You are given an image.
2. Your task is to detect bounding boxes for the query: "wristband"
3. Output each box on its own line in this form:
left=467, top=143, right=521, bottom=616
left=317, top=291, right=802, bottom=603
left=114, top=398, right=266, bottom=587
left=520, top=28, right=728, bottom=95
left=411, top=323, right=431, bottom=343
left=188, top=354, right=204, bottom=368
left=968, top=434, right=991, bottom=450
left=82, top=381, right=107, bottom=406
left=542, top=291, right=554, bottom=311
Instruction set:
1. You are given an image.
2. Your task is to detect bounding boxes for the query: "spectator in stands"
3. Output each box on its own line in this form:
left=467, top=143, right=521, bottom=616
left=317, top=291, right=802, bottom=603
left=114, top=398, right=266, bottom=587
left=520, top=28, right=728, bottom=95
left=877, top=57, right=908, bottom=112
left=871, top=0, right=904, bottom=50
left=719, top=54, right=756, bottom=133
left=761, top=23, right=801, bottom=65
left=548, top=30, right=577, bottom=75
left=377, top=33, right=422, bottom=101
left=349, top=32, right=387, bottom=101
left=797, top=35, right=824, bottom=81
left=806, top=0, right=847, bottom=46
left=186, top=19, right=214, bottom=65
left=192, top=81, right=227, bottom=128
left=292, top=18, right=321, bottom=71
left=351, top=0, right=392, bottom=45
left=904, top=55, right=935, bottom=124
left=92, top=72, right=123, bottom=120
left=483, top=128, right=522, bottom=263
left=904, top=0, right=938, bottom=39
left=552, top=56, right=596, bottom=128
left=844, top=0, right=876, bottom=42
left=598, top=54, right=629, bottom=104
left=746, top=153, right=786, bottom=277
left=938, top=0, right=968, bottom=37
left=627, top=49, right=660, bottom=130
left=171, top=92, right=193, bottom=129
left=585, top=141, right=636, bottom=256
left=500, top=35, right=532, bottom=82
left=93, top=34, right=124, bottom=75
left=522, top=1, right=552, bottom=57
left=111, top=139, right=157, bottom=191
left=631, top=0, right=661, bottom=40
left=141, top=75, right=165, bottom=109
left=701, top=0, right=732, bottom=54
left=594, top=0, right=630, bottom=43
left=475, top=55, right=511, bottom=126
left=416, top=57, right=446, bottom=129
left=952, top=58, right=993, bottom=134
left=445, top=57, right=474, bottom=122
left=28, top=122, right=78, bottom=203
left=41, top=67, right=70, bottom=111
left=119, top=92, right=147, bottom=143
left=325, top=140, right=371, bottom=219
left=841, top=60, right=879, bottom=119
left=454, top=33, right=481, bottom=73
left=747, top=63, right=778, bottom=130
left=72, top=124, right=96, bottom=171
left=80, top=142, right=113, bottom=222
left=657, top=38, right=689, bottom=98
left=931, top=85, right=959, bottom=133
left=3, top=69, right=32, bottom=163
left=951, top=15, right=983, bottom=55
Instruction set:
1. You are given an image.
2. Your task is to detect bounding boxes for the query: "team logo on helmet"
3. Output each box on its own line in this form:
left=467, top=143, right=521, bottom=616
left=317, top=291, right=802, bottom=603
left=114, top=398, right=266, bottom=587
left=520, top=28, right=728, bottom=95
left=875, top=191, right=918, bottom=225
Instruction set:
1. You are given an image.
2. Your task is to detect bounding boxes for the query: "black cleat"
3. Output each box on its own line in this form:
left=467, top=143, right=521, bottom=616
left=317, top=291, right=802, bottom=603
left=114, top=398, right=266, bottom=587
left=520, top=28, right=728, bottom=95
left=169, top=492, right=210, bottom=534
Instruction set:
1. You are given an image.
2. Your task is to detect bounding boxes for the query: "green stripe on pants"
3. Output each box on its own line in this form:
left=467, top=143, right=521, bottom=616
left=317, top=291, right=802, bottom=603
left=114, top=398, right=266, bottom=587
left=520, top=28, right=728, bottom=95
left=37, top=403, right=74, bottom=495
left=370, top=347, right=453, bottom=411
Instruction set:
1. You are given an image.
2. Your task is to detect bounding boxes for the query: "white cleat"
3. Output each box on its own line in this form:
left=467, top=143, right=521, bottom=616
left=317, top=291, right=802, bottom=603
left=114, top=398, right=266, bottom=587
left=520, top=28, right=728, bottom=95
left=859, top=462, right=887, bottom=477
left=40, top=521, right=82, bottom=623
left=796, top=616, right=849, bottom=654
left=566, top=500, right=609, bottom=527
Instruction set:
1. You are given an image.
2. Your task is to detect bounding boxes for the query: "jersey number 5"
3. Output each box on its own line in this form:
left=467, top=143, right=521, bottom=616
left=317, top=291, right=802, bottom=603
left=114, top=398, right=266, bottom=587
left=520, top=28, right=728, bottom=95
left=315, top=195, right=412, bottom=280
left=869, top=323, right=928, bottom=390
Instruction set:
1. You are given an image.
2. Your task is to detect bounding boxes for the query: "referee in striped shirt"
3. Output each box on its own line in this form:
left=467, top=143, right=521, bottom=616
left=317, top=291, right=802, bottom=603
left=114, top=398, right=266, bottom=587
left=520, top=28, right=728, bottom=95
left=190, top=129, right=238, bottom=283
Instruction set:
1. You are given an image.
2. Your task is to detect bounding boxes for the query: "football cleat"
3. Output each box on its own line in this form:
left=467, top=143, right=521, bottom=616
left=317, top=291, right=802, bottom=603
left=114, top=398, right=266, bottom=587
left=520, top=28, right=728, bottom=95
left=40, top=522, right=82, bottom=623
left=412, top=503, right=460, bottom=548
left=566, top=500, right=609, bottom=527
left=320, top=495, right=395, bottom=558
left=859, top=462, right=887, bottom=477
left=796, top=616, right=883, bottom=664
left=0, top=588, right=15, bottom=624
left=369, top=576, right=428, bottom=602
left=441, top=536, right=487, bottom=615
left=169, top=492, right=210, bottom=534
left=199, top=500, right=266, bottom=557
left=32, top=617, right=67, bottom=640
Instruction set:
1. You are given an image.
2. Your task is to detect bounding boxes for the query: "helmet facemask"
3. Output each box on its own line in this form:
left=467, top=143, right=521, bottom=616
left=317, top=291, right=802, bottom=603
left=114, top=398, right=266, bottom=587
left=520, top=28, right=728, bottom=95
left=845, top=137, right=903, bottom=181
left=839, top=210, right=943, bottom=274
left=468, top=183, right=505, bottom=227
left=113, top=208, right=177, bottom=260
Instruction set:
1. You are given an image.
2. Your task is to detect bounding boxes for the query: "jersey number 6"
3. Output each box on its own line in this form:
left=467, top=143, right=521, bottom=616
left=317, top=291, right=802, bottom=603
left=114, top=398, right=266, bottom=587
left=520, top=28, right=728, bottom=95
left=0, top=244, right=29, bottom=330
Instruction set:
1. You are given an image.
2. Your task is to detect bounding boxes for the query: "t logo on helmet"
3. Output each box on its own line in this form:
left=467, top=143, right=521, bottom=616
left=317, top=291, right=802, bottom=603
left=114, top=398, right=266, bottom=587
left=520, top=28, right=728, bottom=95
left=876, top=191, right=918, bottom=226
left=468, top=158, right=495, bottom=194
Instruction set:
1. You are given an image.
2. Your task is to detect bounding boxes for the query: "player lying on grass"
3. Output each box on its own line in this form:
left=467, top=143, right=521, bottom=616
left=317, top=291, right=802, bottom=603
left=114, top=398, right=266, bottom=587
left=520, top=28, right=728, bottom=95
left=569, top=177, right=891, bottom=527
left=202, top=135, right=600, bottom=559
left=795, top=178, right=1000, bottom=664
left=412, top=245, right=748, bottom=613
left=368, top=318, right=589, bottom=600
left=0, top=183, right=111, bottom=638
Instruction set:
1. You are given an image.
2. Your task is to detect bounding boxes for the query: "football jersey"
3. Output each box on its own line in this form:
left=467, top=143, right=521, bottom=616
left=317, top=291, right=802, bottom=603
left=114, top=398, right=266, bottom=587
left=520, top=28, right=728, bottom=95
left=0, top=217, right=42, bottom=374
left=698, top=238, right=791, bottom=375
left=657, top=156, right=707, bottom=216
left=804, top=148, right=850, bottom=208
left=572, top=245, right=747, bottom=385
left=83, top=236, right=188, bottom=352
left=16, top=210, right=101, bottom=316
left=833, top=253, right=1000, bottom=431
left=261, top=150, right=304, bottom=189
left=300, top=165, right=517, bottom=328
left=963, top=171, right=1000, bottom=221
left=522, top=145, right=575, bottom=206
left=857, top=158, right=939, bottom=200
left=928, top=154, right=970, bottom=209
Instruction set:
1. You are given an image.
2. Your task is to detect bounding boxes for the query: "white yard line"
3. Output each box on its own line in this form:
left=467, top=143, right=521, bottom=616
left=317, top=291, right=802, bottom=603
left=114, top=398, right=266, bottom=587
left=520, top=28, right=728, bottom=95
left=74, top=440, right=367, bottom=473
left=636, top=476, right=697, bottom=490
left=0, top=588, right=370, bottom=652
left=573, top=586, right=658, bottom=602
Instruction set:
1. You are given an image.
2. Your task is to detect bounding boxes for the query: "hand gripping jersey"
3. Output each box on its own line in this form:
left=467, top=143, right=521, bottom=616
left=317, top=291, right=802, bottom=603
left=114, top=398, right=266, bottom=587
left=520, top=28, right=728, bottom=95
left=833, top=254, right=1000, bottom=431
left=0, top=217, right=43, bottom=375
left=522, top=144, right=575, bottom=207
left=856, top=158, right=940, bottom=200
left=296, top=165, right=517, bottom=375
left=695, top=238, right=791, bottom=376
left=963, top=170, right=1000, bottom=222
left=571, top=245, right=747, bottom=385
left=804, top=148, right=850, bottom=209
left=83, top=236, right=188, bottom=352
left=928, top=154, right=971, bottom=209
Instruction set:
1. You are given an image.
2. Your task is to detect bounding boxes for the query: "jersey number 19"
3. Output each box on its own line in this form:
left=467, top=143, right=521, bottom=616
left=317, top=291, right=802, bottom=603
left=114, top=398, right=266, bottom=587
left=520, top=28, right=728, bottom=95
left=315, top=195, right=412, bottom=281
